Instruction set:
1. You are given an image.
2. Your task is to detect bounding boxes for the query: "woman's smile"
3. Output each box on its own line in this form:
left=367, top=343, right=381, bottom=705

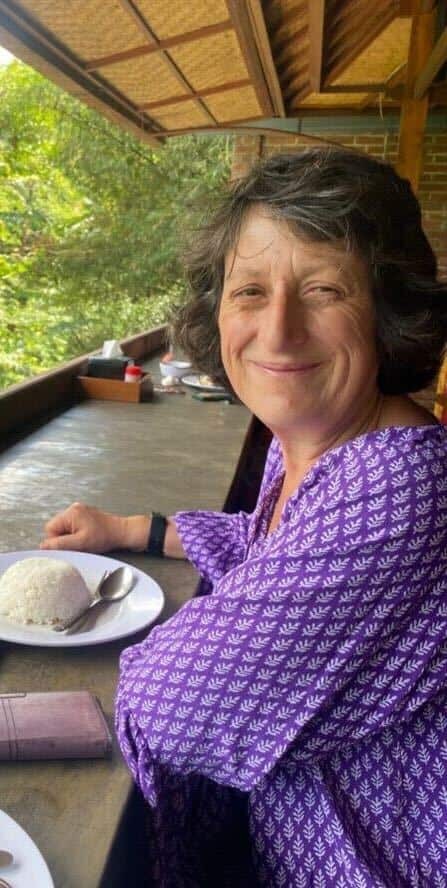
left=248, top=359, right=324, bottom=376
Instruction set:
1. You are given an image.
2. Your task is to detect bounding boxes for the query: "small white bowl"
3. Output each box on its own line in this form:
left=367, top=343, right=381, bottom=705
left=159, top=359, right=192, bottom=379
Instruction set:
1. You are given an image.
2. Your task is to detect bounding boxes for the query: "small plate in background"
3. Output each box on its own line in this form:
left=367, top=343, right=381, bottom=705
left=181, top=374, right=227, bottom=393
left=0, top=809, right=54, bottom=888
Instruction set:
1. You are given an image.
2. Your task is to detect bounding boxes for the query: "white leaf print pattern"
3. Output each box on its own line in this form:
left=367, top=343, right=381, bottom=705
left=116, top=426, right=447, bottom=887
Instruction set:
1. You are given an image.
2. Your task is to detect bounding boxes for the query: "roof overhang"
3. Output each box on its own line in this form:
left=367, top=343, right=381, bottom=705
left=0, top=1, right=445, bottom=190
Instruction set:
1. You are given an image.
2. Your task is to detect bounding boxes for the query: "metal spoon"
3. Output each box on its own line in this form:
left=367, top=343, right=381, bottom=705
left=53, top=565, right=135, bottom=633
left=0, top=850, right=13, bottom=867
left=0, top=878, right=12, bottom=888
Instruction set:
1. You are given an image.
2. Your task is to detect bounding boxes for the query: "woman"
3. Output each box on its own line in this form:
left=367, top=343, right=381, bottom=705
left=42, top=149, right=447, bottom=886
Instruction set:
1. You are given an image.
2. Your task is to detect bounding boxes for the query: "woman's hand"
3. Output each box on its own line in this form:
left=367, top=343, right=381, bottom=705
left=40, top=502, right=150, bottom=554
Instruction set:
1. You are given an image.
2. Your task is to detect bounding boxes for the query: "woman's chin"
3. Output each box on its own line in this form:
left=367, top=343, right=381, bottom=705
left=250, top=400, right=320, bottom=434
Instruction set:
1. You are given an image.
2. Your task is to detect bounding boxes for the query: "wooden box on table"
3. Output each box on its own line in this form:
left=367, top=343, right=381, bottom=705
left=77, top=374, right=153, bottom=403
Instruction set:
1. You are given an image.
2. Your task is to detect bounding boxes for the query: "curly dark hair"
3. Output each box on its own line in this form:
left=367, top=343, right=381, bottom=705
left=174, top=148, right=447, bottom=395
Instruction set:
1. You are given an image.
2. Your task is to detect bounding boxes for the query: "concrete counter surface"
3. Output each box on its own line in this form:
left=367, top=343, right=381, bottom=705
left=0, top=359, right=250, bottom=887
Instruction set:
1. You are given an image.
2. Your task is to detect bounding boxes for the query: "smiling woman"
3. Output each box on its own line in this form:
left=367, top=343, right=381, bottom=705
left=43, top=150, right=447, bottom=886
left=175, top=148, right=447, bottom=503
left=218, top=214, right=378, bottom=460
left=176, top=149, right=445, bottom=398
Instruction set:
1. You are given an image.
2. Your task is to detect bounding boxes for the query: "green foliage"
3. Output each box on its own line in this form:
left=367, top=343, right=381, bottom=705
left=0, top=60, right=232, bottom=388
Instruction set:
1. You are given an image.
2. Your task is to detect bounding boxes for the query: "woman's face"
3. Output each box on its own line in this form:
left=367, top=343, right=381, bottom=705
left=218, top=208, right=379, bottom=438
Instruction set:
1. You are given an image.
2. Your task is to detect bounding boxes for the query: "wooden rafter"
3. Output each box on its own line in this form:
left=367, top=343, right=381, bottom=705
left=226, top=0, right=278, bottom=115
left=331, top=0, right=387, bottom=29
left=84, top=20, right=232, bottom=71
left=414, top=26, right=447, bottom=96
left=268, top=1, right=307, bottom=47
left=272, top=25, right=308, bottom=72
left=0, top=0, right=162, bottom=144
left=326, top=5, right=398, bottom=84
left=329, top=0, right=391, bottom=57
left=158, top=123, right=348, bottom=147
left=281, top=62, right=308, bottom=93
left=396, top=0, right=437, bottom=192
left=246, top=0, right=285, bottom=115
left=117, top=0, right=217, bottom=126
left=308, top=0, right=326, bottom=92
left=138, top=78, right=252, bottom=111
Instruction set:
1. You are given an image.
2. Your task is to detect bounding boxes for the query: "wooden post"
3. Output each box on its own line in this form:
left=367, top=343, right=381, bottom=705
left=414, top=26, right=447, bottom=98
left=308, top=0, right=326, bottom=92
left=396, top=0, right=437, bottom=193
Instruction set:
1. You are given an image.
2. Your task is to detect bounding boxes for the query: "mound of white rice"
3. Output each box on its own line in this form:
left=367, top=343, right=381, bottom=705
left=0, top=557, right=91, bottom=626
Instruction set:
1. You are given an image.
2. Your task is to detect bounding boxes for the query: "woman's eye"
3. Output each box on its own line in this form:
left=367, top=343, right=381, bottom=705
left=233, top=287, right=262, bottom=298
left=305, top=286, right=341, bottom=301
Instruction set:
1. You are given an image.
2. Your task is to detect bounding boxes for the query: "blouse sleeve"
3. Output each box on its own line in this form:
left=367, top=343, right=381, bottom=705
left=173, top=436, right=282, bottom=587
left=174, top=509, right=250, bottom=587
left=116, top=430, right=447, bottom=798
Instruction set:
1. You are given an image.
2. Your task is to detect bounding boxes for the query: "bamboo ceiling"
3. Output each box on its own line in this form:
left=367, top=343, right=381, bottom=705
left=0, top=0, right=445, bottom=145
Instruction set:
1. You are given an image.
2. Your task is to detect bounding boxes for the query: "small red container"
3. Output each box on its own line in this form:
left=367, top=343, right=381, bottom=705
left=124, top=365, right=143, bottom=383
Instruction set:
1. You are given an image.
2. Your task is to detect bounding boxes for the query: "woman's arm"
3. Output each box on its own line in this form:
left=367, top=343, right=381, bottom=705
left=40, top=503, right=186, bottom=558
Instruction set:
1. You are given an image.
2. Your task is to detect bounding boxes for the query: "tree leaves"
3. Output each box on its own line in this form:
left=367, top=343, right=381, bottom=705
left=0, top=60, right=231, bottom=388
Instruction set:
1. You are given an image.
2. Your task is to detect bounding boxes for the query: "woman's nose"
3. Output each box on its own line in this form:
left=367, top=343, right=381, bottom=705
left=261, top=284, right=308, bottom=350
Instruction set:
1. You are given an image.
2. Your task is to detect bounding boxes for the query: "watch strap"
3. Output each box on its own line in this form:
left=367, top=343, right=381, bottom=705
left=146, top=512, right=167, bottom=557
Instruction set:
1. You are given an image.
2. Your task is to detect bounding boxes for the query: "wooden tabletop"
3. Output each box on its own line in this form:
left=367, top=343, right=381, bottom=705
left=0, top=358, right=249, bottom=888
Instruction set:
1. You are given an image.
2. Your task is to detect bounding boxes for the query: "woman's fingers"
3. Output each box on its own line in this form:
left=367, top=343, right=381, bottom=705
left=40, top=503, right=124, bottom=553
left=41, top=503, right=90, bottom=550
left=44, top=510, right=74, bottom=537
left=40, top=532, right=81, bottom=551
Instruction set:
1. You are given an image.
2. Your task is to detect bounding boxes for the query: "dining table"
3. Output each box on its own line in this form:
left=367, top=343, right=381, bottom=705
left=0, top=357, right=250, bottom=888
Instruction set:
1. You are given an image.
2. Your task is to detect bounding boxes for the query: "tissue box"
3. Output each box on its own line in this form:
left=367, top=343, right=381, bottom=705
left=87, top=356, right=130, bottom=379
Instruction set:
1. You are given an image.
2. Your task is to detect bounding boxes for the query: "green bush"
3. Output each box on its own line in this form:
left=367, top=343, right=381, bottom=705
left=0, top=60, right=232, bottom=388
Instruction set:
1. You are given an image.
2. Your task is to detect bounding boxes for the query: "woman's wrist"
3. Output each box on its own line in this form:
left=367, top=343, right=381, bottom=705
left=121, top=514, right=152, bottom=551
left=119, top=513, right=185, bottom=558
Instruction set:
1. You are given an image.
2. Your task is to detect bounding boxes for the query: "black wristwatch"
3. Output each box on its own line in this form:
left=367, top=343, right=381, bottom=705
left=145, top=512, right=167, bottom=557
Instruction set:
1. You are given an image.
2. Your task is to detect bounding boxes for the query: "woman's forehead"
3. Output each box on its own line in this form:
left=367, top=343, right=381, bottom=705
left=224, top=209, right=365, bottom=278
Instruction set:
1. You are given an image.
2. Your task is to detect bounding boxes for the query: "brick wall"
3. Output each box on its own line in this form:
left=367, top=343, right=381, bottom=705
left=231, top=130, right=447, bottom=277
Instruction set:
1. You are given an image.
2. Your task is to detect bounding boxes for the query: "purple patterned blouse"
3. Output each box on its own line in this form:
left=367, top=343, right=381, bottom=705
left=116, top=425, right=447, bottom=887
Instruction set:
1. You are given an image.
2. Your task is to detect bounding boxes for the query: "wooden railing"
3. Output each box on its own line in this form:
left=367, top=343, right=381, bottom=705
left=0, top=325, right=168, bottom=441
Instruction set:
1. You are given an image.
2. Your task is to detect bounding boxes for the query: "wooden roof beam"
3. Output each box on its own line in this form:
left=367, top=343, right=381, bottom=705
left=0, top=0, right=162, bottom=144
left=84, top=20, right=233, bottom=71
left=329, top=0, right=390, bottom=57
left=138, top=78, right=252, bottom=111
left=396, top=0, right=437, bottom=192
left=331, top=0, right=381, bottom=29
left=308, top=0, right=326, bottom=92
left=414, top=25, right=447, bottom=96
left=117, top=0, right=218, bottom=126
left=268, top=2, right=307, bottom=46
left=325, top=4, right=397, bottom=85
left=270, top=23, right=308, bottom=65
left=226, top=0, right=284, bottom=116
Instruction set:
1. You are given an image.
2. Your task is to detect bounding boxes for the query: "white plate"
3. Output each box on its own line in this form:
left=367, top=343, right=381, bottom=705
left=0, top=550, right=164, bottom=647
left=0, top=809, right=54, bottom=888
left=181, top=373, right=227, bottom=393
